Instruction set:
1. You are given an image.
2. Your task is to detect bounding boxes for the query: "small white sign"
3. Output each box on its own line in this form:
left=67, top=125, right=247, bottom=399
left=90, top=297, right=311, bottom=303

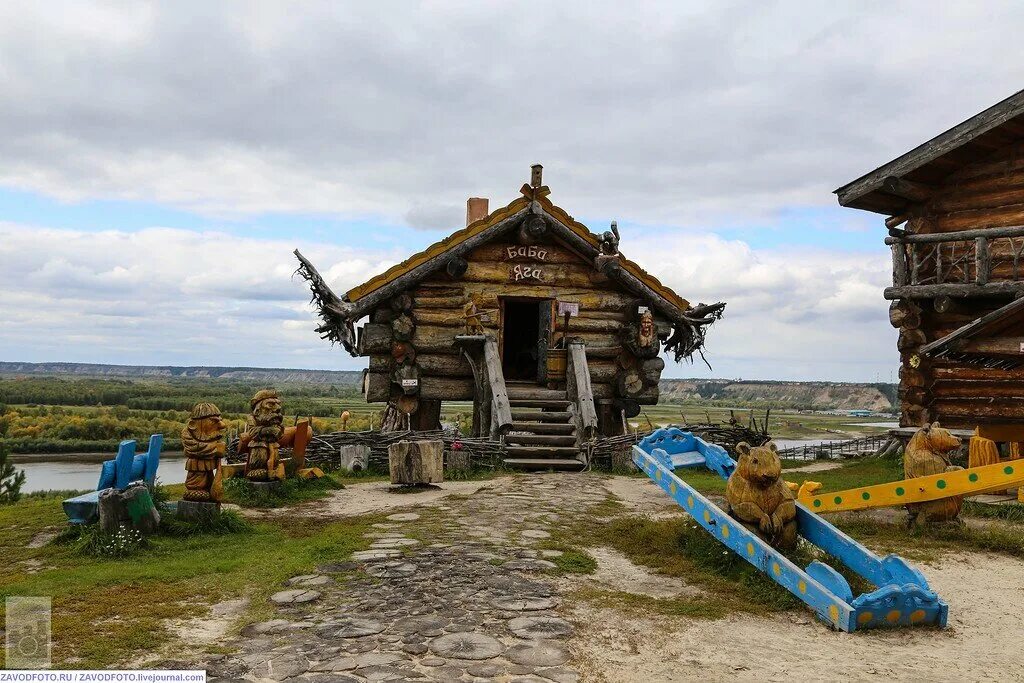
left=1019, top=341, right=1024, bottom=353
left=558, top=302, right=579, bottom=316
left=638, top=305, right=650, bottom=314
left=401, top=378, right=419, bottom=388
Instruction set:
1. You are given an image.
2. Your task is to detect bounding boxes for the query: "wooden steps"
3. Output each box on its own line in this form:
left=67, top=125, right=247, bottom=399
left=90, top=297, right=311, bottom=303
left=508, top=421, right=576, bottom=435
left=503, top=458, right=584, bottom=470
left=502, top=386, right=583, bottom=470
left=504, top=433, right=577, bottom=447
left=506, top=399, right=572, bottom=410
left=507, top=386, right=571, bottom=401
left=511, top=410, right=572, bottom=422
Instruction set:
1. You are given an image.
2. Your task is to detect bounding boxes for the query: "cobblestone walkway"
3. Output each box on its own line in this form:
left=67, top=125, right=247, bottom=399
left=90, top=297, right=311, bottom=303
left=201, top=474, right=611, bottom=683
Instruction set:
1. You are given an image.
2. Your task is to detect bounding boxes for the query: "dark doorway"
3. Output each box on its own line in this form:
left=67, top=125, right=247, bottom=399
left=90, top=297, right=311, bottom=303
left=501, top=299, right=543, bottom=381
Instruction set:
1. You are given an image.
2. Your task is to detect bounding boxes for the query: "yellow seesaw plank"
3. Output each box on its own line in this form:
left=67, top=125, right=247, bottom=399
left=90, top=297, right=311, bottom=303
left=799, top=460, right=1024, bottom=513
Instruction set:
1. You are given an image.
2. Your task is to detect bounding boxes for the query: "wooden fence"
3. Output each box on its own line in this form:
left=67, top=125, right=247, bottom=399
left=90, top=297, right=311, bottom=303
left=776, top=433, right=892, bottom=460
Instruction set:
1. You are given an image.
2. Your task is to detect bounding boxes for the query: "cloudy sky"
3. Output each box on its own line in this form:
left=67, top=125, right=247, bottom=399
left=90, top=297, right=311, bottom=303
left=1, top=1, right=1022, bottom=381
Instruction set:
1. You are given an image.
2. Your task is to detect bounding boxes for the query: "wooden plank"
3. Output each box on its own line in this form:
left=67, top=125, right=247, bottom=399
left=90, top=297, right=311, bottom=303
left=800, top=460, right=1024, bottom=513
left=882, top=176, right=933, bottom=202
left=957, top=336, right=1024, bottom=355
left=921, top=297, right=1024, bottom=356
left=568, top=341, right=598, bottom=440
left=632, top=448, right=855, bottom=631
left=836, top=90, right=1024, bottom=211
left=885, top=224, right=1024, bottom=244
left=467, top=242, right=585, bottom=264
left=891, top=243, right=910, bottom=287
left=885, top=282, right=1024, bottom=299
left=483, top=337, right=513, bottom=435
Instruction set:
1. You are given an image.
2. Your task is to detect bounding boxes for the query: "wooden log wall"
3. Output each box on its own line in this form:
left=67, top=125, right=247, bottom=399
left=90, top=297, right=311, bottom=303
left=359, top=236, right=669, bottom=429
left=892, top=143, right=1024, bottom=429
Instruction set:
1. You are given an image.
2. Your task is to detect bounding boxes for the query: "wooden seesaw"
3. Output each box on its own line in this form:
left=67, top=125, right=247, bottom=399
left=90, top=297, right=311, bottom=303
left=633, top=428, right=947, bottom=632
left=796, top=460, right=1024, bottom=514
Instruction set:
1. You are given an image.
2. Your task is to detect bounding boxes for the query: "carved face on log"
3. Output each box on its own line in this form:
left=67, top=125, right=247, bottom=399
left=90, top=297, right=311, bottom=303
left=735, top=441, right=782, bottom=487
left=638, top=311, right=656, bottom=347
left=250, top=389, right=284, bottom=429
left=184, top=402, right=226, bottom=443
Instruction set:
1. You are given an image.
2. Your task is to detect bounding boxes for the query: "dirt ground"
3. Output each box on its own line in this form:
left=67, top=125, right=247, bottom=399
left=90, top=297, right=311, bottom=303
left=569, top=551, right=1024, bottom=682
left=191, top=473, right=1023, bottom=682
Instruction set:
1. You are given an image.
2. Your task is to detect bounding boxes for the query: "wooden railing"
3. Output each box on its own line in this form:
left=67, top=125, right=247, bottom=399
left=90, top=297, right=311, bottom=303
left=482, top=337, right=513, bottom=438
left=455, top=334, right=512, bottom=439
left=567, top=340, right=598, bottom=447
left=885, top=225, right=1024, bottom=299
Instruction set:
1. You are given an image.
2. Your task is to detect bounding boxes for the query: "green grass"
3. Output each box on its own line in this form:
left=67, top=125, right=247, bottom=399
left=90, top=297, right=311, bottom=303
left=0, top=491, right=378, bottom=668
left=569, top=586, right=732, bottom=620
left=963, top=500, right=1024, bottom=523
left=550, top=549, right=598, bottom=574
left=832, top=516, right=1024, bottom=561
left=221, top=474, right=345, bottom=508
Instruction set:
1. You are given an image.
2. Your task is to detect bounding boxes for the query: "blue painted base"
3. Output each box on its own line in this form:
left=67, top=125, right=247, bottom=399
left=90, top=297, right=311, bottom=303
left=62, top=490, right=101, bottom=525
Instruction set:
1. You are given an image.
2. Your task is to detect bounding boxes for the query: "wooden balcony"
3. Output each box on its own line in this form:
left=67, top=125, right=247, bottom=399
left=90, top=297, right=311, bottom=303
left=884, top=225, right=1024, bottom=299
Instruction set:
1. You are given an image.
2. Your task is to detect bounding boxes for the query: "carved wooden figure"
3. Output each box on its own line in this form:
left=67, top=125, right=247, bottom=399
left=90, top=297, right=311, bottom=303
left=904, top=422, right=964, bottom=524
left=181, top=402, right=227, bottom=502
left=236, top=389, right=318, bottom=481
left=726, top=441, right=798, bottom=550
left=462, top=294, right=487, bottom=335
left=240, top=389, right=284, bottom=481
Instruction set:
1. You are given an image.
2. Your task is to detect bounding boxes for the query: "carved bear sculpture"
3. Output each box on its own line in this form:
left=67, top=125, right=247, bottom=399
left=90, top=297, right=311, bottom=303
left=904, top=422, right=964, bottom=524
left=726, top=441, right=798, bottom=550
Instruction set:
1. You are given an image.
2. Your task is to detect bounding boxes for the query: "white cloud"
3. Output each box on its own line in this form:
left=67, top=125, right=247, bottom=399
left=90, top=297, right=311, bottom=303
left=0, top=223, right=895, bottom=380
left=0, top=2, right=1021, bottom=225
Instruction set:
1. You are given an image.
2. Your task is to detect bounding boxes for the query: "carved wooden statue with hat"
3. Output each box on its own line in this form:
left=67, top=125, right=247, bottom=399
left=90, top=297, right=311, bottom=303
left=235, top=389, right=320, bottom=482
left=181, top=402, right=227, bottom=501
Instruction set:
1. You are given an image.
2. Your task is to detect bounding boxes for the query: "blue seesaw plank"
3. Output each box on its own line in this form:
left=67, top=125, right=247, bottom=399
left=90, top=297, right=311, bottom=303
left=632, top=427, right=947, bottom=632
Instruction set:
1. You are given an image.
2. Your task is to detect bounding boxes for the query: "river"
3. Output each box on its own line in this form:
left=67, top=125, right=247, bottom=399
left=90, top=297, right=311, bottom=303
left=15, top=456, right=187, bottom=494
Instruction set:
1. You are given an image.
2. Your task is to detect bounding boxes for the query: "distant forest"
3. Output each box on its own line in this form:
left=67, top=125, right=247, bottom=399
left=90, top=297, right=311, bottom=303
left=0, top=363, right=896, bottom=454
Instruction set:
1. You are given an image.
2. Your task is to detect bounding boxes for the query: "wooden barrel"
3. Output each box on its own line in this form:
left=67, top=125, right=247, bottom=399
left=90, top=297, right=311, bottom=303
left=546, top=348, right=567, bottom=380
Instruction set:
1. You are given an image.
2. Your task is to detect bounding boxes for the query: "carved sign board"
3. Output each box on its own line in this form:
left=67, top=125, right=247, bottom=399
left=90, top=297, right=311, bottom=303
left=505, top=245, right=549, bottom=261
left=558, top=301, right=579, bottom=316
left=511, top=264, right=544, bottom=282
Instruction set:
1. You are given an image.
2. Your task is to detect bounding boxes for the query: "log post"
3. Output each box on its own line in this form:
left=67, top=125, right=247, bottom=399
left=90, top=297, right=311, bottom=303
left=975, top=236, right=990, bottom=285
left=388, top=440, right=444, bottom=485
left=891, top=242, right=910, bottom=287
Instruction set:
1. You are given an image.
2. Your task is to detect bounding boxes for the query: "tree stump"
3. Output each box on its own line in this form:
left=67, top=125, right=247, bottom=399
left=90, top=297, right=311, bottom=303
left=98, top=483, right=161, bottom=535
left=339, top=444, right=370, bottom=472
left=177, top=499, right=221, bottom=522
left=389, top=440, right=444, bottom=485
left=610, top=446, right=637, bottom=472
left=446, top=447, right=471, bottom=477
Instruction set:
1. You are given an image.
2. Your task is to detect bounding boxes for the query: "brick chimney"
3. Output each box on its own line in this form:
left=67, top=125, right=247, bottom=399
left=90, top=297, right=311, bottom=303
left=466, top=197, right=489, bottom=226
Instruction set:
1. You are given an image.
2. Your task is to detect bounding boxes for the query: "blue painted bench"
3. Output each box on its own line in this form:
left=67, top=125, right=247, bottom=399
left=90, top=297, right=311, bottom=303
left=62, top=434, right=163, bottom=524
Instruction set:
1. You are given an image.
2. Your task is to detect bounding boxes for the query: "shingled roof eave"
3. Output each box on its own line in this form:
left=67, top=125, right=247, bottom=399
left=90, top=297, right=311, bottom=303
left=341, top=193, right=693, bottom=321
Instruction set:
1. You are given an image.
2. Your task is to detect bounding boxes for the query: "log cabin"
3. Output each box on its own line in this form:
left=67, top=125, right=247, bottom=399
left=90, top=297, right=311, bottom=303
left=295, top=166, right=725, bottom=469
left=835, top=89, right=1024, bottom=442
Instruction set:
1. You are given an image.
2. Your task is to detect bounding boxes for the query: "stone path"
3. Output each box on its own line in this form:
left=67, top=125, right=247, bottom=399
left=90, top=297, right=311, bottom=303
left=198, top=475, right=612, bottom=683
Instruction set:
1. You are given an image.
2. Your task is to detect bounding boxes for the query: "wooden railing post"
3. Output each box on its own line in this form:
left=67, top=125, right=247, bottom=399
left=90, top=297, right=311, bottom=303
left=891, top=242, right=910, bottom=287
left=975, top=236, right=990, bottom=285
left=482, top=337, right=513, bottom=438
left=567, top=340, right=598, bottom=443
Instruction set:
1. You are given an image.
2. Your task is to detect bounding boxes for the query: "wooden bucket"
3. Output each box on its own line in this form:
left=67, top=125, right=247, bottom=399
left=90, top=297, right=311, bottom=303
left=546, top=348, right=567, bottom=380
